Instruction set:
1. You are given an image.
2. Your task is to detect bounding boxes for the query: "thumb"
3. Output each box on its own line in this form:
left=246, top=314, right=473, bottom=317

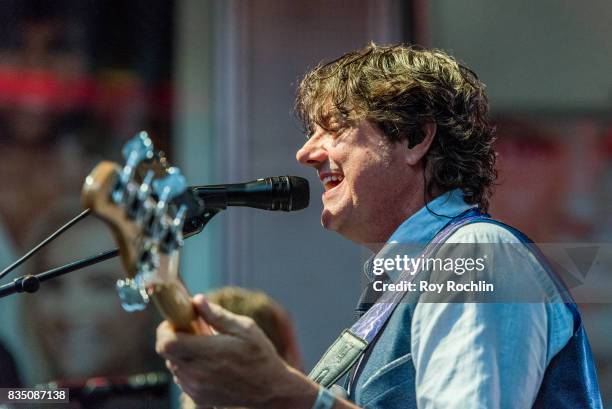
left=192, top=294, right=252, bottom=336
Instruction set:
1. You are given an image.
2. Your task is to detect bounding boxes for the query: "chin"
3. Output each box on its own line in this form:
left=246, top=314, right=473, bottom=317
left=321, top=207, right=353, bottom=237
left=321, top=209, right=334, bottom=230
left=321, top=206, right=345, bottom=230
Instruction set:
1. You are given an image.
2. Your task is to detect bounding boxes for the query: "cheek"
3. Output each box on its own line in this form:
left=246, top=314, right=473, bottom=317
left=354, top=163, right=405, bottom=208
left=349, top=157, right=384, bottom=193
left=327, top=144, right=348, bottom=166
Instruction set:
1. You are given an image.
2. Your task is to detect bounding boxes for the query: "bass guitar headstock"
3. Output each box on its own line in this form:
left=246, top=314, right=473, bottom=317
left=82, top=132, right=211, bottom=335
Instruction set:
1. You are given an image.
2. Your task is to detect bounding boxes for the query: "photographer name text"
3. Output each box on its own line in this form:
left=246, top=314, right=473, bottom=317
left=372, top=279, right=494, bottom=293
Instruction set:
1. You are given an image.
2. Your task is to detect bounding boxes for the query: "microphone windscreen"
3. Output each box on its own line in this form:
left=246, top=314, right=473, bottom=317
left=288, top=176, right=309, bottom=210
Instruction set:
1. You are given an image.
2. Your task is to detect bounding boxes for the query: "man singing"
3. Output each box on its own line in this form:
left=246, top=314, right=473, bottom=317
left=156, top=44, right=602, bottom=409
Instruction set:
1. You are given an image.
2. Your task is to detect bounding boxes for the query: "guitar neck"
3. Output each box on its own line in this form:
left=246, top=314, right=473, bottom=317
left=150, top=253, right=213, bottom=335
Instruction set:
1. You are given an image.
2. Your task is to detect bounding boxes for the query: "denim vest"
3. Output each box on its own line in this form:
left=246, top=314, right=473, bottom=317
left=349, top=213, right=602, bottom=408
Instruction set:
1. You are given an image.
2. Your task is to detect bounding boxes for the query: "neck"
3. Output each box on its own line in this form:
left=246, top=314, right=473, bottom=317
left=356, top=184, right=444, bottom=253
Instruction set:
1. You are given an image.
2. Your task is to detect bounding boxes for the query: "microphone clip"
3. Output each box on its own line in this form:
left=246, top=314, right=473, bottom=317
left=182, top=207, right=222, bottom=239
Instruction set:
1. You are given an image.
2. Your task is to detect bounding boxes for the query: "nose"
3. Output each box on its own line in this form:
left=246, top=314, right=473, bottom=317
left=296, top=136, right=327, bottom=168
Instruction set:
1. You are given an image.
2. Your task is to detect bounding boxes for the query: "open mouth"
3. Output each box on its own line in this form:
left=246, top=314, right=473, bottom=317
left=321, top=174, right=344, bottom=192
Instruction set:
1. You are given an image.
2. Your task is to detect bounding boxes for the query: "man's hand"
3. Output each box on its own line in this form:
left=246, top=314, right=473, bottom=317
left=156, top=294, right=318, bottom=409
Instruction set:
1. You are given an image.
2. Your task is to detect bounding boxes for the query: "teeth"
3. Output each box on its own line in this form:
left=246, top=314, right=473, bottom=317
left=322, top=175, right=344, bottom=186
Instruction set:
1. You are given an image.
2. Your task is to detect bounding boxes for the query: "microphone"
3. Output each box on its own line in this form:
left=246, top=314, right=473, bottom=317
left=190, top=176, right=309, bottom=211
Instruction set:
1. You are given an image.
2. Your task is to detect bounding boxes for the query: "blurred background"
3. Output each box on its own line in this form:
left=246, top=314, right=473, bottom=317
left=0, top=0, right=610, bottom=408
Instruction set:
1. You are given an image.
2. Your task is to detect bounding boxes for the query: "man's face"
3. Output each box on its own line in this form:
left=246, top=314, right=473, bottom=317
left=296, top=120, right=415, bottom=244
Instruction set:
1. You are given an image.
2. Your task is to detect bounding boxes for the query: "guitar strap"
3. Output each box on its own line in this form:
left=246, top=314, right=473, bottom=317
left=308, top=209, right=482, bottom=388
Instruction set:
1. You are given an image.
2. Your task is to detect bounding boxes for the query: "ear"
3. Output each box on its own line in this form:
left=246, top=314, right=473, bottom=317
left=405, top=122, right=436, bottom=166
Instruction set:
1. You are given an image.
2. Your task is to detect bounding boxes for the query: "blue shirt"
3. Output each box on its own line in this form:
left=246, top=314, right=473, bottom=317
left=353, top=189, right=574, bottom=409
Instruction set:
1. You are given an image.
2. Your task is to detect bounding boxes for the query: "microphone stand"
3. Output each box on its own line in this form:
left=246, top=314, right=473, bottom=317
left=0, top=249, right=119, bottom=298
left=0, top=209, right=221, bottom=299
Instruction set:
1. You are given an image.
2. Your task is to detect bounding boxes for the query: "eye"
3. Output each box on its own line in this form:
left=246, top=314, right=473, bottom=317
left=327, top=115, right=349, bottom=138
left=331, top=125, right=348, bottom=139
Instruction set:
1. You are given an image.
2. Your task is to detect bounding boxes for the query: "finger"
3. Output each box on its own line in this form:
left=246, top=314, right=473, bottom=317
left=171, top=367, right=213, bottom=404
left=157, top=321, right=209, bottom=360
left=156, top=321, right=177, bottom=356
left=193, top=294, right=255, bottom=336
left=165, top=357, right=200, bottom=376
left=173, top=375, right=182, bottom=389
left=158, top=323, right=240, bottom=362
left=165, top=359, right=179, bottom=373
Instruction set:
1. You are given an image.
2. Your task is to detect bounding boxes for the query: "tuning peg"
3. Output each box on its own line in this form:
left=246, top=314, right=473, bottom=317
left=152, top=167, right=187, bottom=203
left=172, top=205, right=188, bottom=239
left=160, top=204, right=187, bottom=252
left=149, top=168, right=186, bottom=246
left=122, top=131, right=154, bottom=164
left=116, top=273, right=150, bottom=312
left=116, top=245, right=158, bottom=312
left=131, top=170, right=156, bottom=224
left=116, top=244, right=159, bottom=312
left=113, top=132, right=155, bottom=204
left=138, top=170, right=156, bottom=202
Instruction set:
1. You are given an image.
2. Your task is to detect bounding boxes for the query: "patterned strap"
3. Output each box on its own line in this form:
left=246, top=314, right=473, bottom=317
left=309, top=208, right=483, bottom=387
left=350, top=208, right=483, bottom=343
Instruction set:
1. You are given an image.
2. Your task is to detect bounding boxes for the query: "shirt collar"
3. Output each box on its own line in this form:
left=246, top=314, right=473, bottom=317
left=362, top=188, right=474, bottom=283
left=387, top=188, right=473, bottom=245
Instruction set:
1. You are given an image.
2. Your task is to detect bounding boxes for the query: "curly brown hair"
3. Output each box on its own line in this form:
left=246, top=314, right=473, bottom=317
left=295, top=43, right=496, bottom=211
